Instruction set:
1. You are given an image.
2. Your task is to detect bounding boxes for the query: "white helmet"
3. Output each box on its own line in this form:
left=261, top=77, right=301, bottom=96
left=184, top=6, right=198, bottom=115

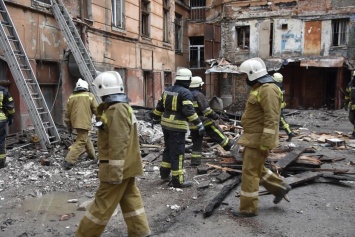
left=272, top=72, right=283, bottom=83
left=190, top=76, right=204, bottom=88
left=175, top=68, right=192, bottom=81
left=92, top=71, right=125, bottom=97
left=74, top=78, right=89, bottom=91
left=239, top=57, right=267, bottom=81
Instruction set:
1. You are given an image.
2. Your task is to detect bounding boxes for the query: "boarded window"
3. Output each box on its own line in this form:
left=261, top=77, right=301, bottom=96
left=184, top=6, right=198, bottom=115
left=191, top=0, right=206, bottom=20
left=141, top=0, right=150, bottom=37
left=175, top=14, right=183, bottom=53
left=236, top=26, right=250, bottom=50
left=164, top=71, right=172, bottom=88
left=112, top=0, right=125, bottom=29
left=332, top=19, right=348, bottom=46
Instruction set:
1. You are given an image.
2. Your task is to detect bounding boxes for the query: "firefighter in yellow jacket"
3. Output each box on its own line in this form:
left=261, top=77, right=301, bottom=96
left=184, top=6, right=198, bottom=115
left=232, top=58, right=291, bottom=217
left=63, top=79, right=98, bottom=170
left=75, top=71, right=151, bottom=237
left=0, top=85, right=15, bottom=168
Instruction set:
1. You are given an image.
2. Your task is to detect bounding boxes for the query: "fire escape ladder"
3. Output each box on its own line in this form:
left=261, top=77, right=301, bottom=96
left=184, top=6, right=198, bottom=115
left=51, top=0, right=101, bottom=103
left=0, top=0, right=60, bottom=149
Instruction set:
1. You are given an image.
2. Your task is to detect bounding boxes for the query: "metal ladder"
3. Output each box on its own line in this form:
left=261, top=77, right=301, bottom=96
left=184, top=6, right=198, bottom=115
left=51, top=0, right=101, bottom=103
left=0, top=0, right=60, bottom=149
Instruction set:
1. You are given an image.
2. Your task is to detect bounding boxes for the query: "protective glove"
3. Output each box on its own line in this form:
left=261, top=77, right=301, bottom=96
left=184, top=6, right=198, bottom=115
left=212, top=113, right=220, bottom=120
left=151, top=119, right=160, bottom=129
left=197, top=122, right=205, bottom=136
left=260, top=145, right=269, bottom=157
left=7, top=115, right=13, bottom=126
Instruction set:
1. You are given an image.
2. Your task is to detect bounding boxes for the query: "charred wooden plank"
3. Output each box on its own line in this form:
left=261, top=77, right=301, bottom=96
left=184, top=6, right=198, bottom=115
left=204, top=175, right=241, bottom=218
left=277, top=147, right=305, bottom=169
left=284, top=171, right=323, bottom=186
left=285, top=167, right=350, bottom=173
left=216, top=172, right=232, bottom=183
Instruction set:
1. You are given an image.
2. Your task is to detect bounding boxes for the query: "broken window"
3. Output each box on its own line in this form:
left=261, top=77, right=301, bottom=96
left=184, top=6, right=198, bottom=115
left=141, top=0, right=150, bottom=37
left=190, top=37, right=205, bottom=68
left=235, top=26, right=250, bottom=51
left=163, top=0, right=170, bottom=43
left=112, top=0, right=125, bottom=29
left=175, top=14, right=183, bottom=53
left=332, top=19, right=348, bottom=46
left=191, top=0, right=206, bottom=21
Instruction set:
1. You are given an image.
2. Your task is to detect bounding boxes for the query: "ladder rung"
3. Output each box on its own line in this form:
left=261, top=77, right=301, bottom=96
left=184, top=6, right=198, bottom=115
left=38, top=112, right=48, bottom=115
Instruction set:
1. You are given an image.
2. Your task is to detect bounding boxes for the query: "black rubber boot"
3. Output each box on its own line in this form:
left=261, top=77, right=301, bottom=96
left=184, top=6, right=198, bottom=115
left=351, top=132, right=355, bottom=139
left=286, top=132, right=295, bottom=142
left=160, top=167, right=171, bottom=181
left=169, top=176, right=193, bottom=188
left=0, top=158, right=5, bottom=169
left=63, top=161, right=74, bottom=170
left=273, top=184, right=292, bottom=204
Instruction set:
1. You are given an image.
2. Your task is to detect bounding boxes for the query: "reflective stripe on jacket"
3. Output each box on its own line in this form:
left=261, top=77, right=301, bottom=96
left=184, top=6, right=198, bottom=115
left=345, top=81, right=355, bottom=110
left=64, top=91, right=98, bottom=130
left=97, top=102, right=143, bottom=183
left=238, top=83, right=282, bottom=149
left=0, top=86, right=15, bottom=121
left=152, top=84, right=201, bottom=132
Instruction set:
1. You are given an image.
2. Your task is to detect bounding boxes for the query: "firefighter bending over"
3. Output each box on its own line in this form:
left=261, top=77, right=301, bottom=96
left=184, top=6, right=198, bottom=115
left=152, top=68, right=205, bottom=188
left=232, top=58, right=291, bottom=218
left=76, top=71, right=151, bottom=237
left=188, top=76, right=234, bottom=166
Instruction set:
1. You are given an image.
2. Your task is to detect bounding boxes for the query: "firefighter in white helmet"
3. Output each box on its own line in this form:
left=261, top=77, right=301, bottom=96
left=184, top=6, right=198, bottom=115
left=344, top=71, right=355, bottom=138
left=272, top=72, right=296, bottom=141
left=152, top=68, right=205, bottom=188
left=188, top=76, right=234, bottom=166
left=76, top=71, right=151, bottom=237
left=232, top=58, right=291, bottom=217
left=63, top=78, right=98, bottom=170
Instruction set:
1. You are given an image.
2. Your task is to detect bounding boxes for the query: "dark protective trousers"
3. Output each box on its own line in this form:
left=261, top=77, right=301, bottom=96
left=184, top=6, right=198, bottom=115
left=76, top=177, right=151, bottom=237
left=0, top=121, right=6, bottom=168
left=349, top=110, right=355, bottom=134
left=240, top=147, right=289, bottom=214
left=160, top=128, right=186, bottom=183
left=190, top=122, right=231, bottom=164
left=280, top=109, right=292, bottom=135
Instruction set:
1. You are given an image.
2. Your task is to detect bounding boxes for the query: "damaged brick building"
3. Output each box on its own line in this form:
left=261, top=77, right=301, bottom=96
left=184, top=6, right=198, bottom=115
left=194, top=0, right=355, bottom=111
left=0, top=0, right=354, bottom=139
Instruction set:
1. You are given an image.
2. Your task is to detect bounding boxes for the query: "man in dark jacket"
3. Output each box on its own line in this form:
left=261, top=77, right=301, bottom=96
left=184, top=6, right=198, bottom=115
left=0, top=86, right=15, bottom=168
left=188, top=76, right=234, bottom=166
left=152, top=68, right=205, bottom=188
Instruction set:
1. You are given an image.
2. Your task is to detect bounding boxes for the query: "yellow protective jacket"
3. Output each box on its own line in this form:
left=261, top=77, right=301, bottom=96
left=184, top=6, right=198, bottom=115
left=0, top=86, right=15, bottom=121
left=97, top=102, right=143, bottom=183
left=64, top=91, right=98, bottom=130
left=238, top=83, right=282, bottom=149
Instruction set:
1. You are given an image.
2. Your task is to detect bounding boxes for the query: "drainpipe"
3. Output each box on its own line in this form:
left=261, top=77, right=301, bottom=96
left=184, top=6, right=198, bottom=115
left=80, top=0, right=87, bottom=46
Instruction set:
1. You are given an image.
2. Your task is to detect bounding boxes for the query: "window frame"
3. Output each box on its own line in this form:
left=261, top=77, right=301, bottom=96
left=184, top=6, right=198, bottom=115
left=174, top=13, right=183, bottom=53
left=112, top=0, right=125, bottom=29
left=141, top=0, right=151, bottom=37
left=163, top=0, right=170, bottom=43
left=235, top=26, right=250, bottom=51
left=189, top=37, right=205, bottom=69
left=331, top=19, right=348, bottom=47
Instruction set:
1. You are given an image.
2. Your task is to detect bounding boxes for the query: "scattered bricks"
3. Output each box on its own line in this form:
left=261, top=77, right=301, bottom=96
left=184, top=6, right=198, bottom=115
left=216, top=172, right=232, bottom=183
left=197, top=166, right=209, bottom=174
